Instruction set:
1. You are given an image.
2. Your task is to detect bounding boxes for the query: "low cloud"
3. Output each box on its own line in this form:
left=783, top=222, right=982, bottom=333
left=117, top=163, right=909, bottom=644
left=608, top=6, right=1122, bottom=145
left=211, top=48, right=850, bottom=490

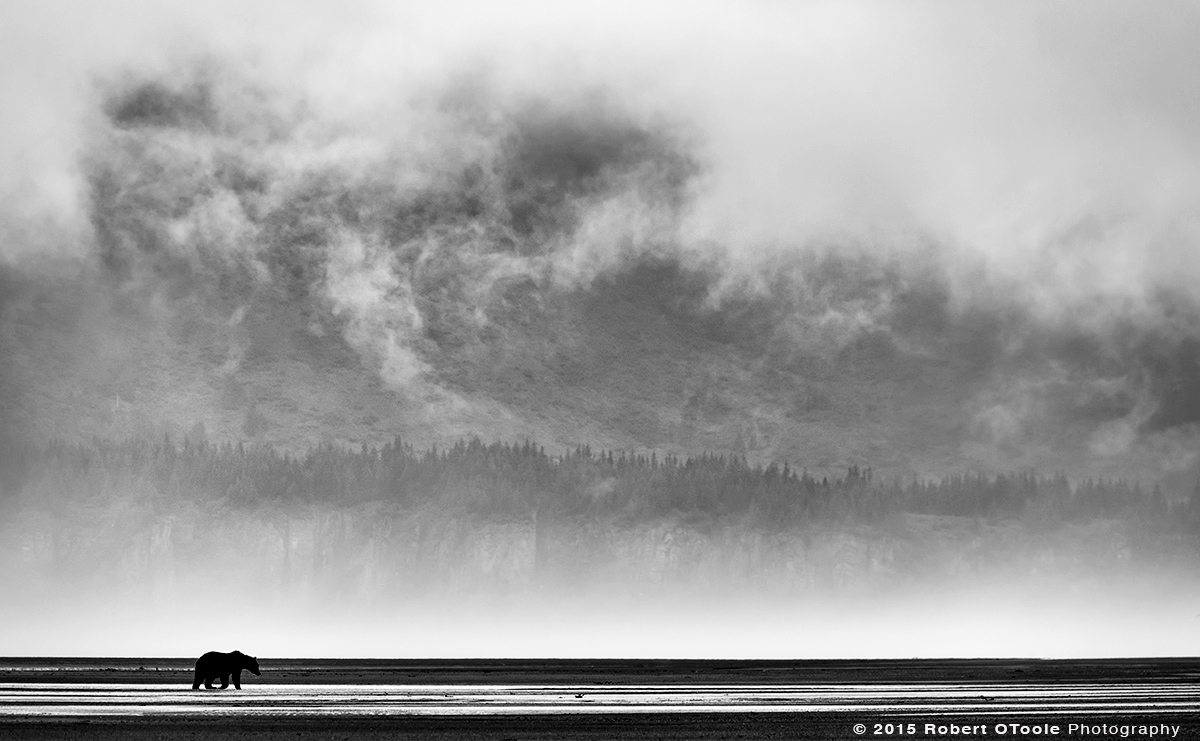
left=3, top=1, right=1200, bottom=468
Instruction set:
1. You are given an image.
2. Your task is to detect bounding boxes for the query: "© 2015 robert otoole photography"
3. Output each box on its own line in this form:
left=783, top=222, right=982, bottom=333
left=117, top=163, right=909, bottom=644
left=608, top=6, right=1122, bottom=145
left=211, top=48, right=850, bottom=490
left=1, top=1, right=1199, bottom=738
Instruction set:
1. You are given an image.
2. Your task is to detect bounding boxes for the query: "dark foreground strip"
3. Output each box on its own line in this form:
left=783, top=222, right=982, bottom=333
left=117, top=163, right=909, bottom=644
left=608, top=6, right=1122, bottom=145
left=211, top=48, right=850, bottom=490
left=3, top=713, right=1200, bottom=741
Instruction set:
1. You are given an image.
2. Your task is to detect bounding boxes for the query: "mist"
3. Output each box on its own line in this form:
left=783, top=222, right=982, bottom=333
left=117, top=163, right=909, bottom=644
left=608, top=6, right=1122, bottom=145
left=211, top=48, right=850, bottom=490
left=8, top=588, right=1200, bottom=659
left=3, top=1, right=1200, bottom=659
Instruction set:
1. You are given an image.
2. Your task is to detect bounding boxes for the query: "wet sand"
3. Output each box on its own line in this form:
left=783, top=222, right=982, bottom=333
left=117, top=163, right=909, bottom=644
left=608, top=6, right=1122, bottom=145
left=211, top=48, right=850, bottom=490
left=4, top=656, right=1199, bottom=685
left=0, top=713, right=864, bottom=740
left=1, top=659, right=1198, bottom=739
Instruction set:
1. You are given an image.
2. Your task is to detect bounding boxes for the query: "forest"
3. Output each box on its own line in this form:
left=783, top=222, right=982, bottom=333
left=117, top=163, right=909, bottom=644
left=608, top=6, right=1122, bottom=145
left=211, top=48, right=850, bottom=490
left=2, top=434, right=1190, bottom=525
left=2, top=435, right=1196, bottom=608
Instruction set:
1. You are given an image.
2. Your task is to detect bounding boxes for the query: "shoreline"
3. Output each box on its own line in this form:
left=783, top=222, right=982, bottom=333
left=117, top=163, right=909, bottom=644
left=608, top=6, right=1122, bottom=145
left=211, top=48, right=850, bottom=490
left=2, top=657, right=1198, bottom=685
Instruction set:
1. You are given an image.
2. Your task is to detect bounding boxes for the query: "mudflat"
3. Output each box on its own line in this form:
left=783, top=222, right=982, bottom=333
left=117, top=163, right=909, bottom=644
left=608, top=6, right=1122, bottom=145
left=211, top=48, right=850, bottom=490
left=3, top=656, right=1198, bottom=685
left=0, top=713, right=861, bottom=741
left=1, top=659, right=1198, bottom=740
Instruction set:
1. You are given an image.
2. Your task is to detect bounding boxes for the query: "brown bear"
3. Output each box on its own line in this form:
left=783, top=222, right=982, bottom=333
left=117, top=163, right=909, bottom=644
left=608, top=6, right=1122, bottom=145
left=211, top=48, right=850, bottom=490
left=192, top=650, right=261, bottom=690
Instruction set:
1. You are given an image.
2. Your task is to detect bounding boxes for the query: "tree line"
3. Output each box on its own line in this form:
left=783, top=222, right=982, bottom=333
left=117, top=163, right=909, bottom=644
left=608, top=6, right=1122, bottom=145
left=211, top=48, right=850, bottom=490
left=3, top=435, right=1194, bottom=532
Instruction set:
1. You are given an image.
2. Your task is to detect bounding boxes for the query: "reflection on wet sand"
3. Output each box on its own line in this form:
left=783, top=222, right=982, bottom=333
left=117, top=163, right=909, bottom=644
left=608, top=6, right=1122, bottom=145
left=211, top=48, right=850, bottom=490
left=0, top=681, right=1199, bottom=718
left=1, top=659, right=1198, bottom=740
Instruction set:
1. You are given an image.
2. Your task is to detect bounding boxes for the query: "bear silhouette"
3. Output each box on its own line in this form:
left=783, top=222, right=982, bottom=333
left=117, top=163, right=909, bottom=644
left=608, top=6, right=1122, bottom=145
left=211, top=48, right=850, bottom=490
left=192, top=650, right=261, bottom=690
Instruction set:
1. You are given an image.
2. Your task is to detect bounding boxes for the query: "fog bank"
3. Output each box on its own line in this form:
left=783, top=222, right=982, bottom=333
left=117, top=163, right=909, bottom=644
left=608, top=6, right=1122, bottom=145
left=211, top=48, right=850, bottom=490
left=4, top=2, right=1200, bottom=659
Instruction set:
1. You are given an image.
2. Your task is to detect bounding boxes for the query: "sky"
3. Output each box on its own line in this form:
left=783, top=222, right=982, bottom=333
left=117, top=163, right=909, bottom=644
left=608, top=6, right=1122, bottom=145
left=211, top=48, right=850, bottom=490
left=3, top=0, right=1200, bottom=303
left=5, top=0, right=1200, bottom=464
left=4, top=1, right=1200, bottom=659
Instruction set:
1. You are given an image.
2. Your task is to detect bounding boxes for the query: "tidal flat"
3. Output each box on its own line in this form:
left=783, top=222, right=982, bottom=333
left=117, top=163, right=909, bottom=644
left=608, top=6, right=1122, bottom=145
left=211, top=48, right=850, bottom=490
left=1, top=658, right=1198, bottom=739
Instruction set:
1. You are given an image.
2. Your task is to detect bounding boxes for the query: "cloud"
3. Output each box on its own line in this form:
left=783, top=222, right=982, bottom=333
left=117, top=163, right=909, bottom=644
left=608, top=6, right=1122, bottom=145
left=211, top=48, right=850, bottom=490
left=5, top=0, right=1200, bottom=460
left=49, top=39, right=698, bottom=411
left=5, top=1, right=1200, bottom=285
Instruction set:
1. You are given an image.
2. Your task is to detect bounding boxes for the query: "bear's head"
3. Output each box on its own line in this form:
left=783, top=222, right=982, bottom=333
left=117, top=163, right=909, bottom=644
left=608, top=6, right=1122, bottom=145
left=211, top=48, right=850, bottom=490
left=233, top=650, right=261, bottom=676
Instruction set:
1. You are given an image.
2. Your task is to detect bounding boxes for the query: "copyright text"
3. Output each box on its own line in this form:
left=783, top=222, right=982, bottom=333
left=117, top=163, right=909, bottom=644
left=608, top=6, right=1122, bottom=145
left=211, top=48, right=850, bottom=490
left=853, top=722, right=1181, bottom=738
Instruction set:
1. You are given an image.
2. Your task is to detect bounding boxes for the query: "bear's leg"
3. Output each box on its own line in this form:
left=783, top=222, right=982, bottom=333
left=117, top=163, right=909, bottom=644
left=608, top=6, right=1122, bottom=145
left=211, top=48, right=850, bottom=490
left=219, top=674, right=229, bottom=689
left=204, top=675, right=215, bottom=689
left=233, top=669, right=242, bottom=690
left=192, top=669, right=202, bottom=690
